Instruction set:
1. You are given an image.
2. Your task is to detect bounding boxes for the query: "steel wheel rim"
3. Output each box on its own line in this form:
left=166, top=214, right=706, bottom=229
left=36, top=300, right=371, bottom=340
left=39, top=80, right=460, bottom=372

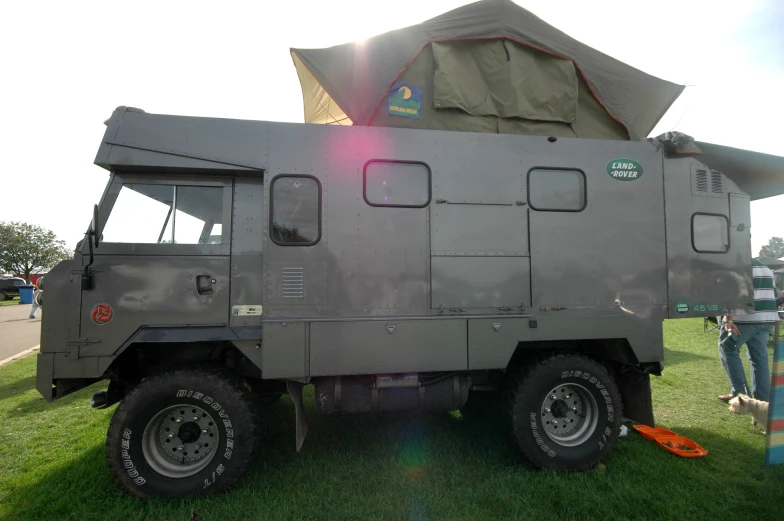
left=141, top=404, right=219, bottom=478
left=540, top=383, right=598, bottom=447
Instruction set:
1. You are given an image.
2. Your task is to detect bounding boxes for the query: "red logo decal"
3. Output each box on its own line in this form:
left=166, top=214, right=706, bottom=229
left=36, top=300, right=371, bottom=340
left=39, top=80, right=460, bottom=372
left=91, top=304, right=113, bottom=325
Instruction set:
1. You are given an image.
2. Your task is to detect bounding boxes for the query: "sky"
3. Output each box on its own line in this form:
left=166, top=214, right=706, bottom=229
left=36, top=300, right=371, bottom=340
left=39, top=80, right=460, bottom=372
left=1, top=0, right=782, bottom=255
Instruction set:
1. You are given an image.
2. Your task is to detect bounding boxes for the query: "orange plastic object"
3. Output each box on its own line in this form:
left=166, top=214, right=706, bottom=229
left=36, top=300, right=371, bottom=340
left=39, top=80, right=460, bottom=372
left=632, top=425, right=677, bottom=440
left=654, top=435, right=708, bottom=458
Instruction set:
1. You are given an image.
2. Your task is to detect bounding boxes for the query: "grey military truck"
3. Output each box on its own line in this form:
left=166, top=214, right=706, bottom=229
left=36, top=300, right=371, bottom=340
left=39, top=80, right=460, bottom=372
left=36, top=105, right=775, bottom=498
left=35, top=1, right=784, bottom=498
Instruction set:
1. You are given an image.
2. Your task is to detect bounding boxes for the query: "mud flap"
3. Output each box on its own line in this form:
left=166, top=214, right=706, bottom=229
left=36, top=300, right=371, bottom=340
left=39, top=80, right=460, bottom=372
left=286, top=380, right=308, bottom=452
left=616, top=369, right=655, bottom=427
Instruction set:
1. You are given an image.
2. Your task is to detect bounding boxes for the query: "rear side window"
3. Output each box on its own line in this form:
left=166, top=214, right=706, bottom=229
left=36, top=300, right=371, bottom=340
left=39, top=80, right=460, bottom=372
left=692, top=213, right=729, bottom=253
left=528, top=168, right=586, bottom=211
left=364, top=160, right=431, bottom=208
left=270, top=175, right=321, bottom=246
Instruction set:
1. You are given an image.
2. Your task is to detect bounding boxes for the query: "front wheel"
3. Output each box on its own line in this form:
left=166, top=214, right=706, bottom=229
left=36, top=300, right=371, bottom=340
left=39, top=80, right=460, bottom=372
left=106, top=366, right=260, bottom=498
left=508, top=354, right=623, bottom=470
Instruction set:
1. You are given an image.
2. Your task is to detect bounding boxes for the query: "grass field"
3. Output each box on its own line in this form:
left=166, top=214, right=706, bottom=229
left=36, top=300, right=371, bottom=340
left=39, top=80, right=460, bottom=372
left=1, top=319, right=783, bottom=521
left=0, top=299, right=20, bottom=306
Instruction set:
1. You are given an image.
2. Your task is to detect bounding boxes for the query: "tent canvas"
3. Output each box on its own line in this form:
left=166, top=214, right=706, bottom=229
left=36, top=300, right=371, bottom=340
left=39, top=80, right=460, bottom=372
left=291, top=0, right=684, bottom=140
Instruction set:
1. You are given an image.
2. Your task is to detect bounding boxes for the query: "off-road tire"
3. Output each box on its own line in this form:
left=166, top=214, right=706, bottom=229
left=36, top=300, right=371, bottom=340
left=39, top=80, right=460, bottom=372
left=106, top=366, right=260, bottom=498
left=508, top=354, right=623, bottom=470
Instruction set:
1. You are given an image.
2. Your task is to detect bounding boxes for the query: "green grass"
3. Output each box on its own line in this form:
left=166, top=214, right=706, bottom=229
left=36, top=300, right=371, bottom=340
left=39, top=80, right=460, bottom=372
left=0, top=298, right=20, bottom=306
left=1, top=319, right=783, bottom=521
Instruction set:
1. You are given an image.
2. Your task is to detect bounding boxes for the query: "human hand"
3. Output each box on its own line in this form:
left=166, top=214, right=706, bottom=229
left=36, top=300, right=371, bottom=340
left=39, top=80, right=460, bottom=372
left=724, top=320, right=740, bottom=336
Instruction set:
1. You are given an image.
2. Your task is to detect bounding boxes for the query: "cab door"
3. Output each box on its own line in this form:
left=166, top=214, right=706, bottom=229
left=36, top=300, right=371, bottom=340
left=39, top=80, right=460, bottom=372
left=78, top=174, right=233, bottom=354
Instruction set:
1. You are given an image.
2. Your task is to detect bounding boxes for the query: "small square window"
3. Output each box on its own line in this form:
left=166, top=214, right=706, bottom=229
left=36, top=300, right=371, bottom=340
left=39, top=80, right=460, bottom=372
left=270, top=175, right=321, bottom=246
left=364, top=160, right=431, bottom=208
left=692, top=214, right=729, bottom=253
left=528, top=168, right=586, bottom=211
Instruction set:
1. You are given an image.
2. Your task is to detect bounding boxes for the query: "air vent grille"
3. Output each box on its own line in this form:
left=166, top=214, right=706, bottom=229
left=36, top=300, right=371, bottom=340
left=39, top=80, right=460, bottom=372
left=282, top=267, right=304, bottom=298
left=695, top=169, right=708, bottom=192
left=711, top=170, right=723, bottom=194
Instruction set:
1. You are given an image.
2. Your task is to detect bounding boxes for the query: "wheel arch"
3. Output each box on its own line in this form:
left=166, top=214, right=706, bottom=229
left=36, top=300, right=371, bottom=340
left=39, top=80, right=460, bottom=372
left=505, top=339, right=657, bottom=426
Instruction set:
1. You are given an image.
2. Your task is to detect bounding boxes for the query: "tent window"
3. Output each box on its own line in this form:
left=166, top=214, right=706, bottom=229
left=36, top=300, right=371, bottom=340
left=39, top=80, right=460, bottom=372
left=692, top=214, right=729, bottom=253
left=432, top=40, right=578, bottom=123
left=364, top=160, right=431, bottom=208
left=528, top=168, right=586, bottom=212
left=102, top=184, right=224, bottom=244
left=270, top=175, right=321, bottom=246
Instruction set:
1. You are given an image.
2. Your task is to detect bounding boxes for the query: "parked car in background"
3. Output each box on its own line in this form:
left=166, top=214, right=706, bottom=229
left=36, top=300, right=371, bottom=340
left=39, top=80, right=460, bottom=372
left=0, top=276, right=27, bottom=301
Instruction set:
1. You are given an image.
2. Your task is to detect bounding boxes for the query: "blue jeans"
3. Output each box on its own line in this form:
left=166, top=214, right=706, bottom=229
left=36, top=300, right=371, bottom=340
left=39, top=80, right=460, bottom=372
left=718, top=321, right=772, bottom=401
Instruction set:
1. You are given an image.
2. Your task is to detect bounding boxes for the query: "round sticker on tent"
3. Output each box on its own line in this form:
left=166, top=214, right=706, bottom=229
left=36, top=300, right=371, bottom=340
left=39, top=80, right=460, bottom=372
left=675, top=302, right=689, bottom=315
left=606, top=158, right=643, bottom=181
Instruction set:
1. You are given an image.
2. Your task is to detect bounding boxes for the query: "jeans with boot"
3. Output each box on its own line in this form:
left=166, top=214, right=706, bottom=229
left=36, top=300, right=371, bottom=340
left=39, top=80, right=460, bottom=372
left=718, top=320, right=772, bottom=401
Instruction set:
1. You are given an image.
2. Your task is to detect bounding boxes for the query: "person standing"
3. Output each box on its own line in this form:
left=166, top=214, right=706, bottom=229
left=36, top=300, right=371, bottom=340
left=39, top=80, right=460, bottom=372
left=28, top=277, right=43, bottom=319
left=718, top=259, right=778, bottom=403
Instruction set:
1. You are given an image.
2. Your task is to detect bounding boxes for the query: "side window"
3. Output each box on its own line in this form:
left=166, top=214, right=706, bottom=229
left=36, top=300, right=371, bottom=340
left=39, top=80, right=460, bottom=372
left=102, top=184, right=224, bottom=244
left=692, top=213, right=729, bottom=253
left=364, top=160, right=431, bottom=208
left=270, top=175, right=321, bottom=246
left=528, top=168, right=586, bottom=211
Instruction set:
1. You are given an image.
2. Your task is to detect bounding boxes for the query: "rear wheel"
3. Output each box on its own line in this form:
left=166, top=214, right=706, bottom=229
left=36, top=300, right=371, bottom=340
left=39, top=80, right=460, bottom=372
left=508, top=354, right=622, bottom=470
left=106, top=366, right=260, bottom=498
left=0, top=291, right=7, bottom=302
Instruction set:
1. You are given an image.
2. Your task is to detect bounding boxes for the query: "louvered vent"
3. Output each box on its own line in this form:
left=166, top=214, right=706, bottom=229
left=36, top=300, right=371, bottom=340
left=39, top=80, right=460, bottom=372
left=695, top=169, right=708, bottom=192
left=710, top=170, right=723, bottom=194
left=282, top=267, right=304, bottom=298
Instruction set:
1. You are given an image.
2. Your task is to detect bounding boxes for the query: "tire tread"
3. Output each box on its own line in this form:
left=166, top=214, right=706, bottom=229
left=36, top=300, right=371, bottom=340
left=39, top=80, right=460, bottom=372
left=507, top=353, right=623, bottom=470
left=106, top=365, right=260, bottom=498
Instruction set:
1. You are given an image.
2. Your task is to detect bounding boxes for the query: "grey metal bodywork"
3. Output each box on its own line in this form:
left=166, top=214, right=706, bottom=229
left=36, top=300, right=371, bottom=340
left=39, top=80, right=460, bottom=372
left=37, top=107, right=757, bottom=406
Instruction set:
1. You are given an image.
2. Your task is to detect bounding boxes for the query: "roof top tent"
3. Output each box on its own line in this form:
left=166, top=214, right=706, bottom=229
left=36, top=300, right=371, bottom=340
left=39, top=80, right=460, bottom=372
left=291, top=0, right=784, bottom=202
left=290, top=0, right=684, bottom=140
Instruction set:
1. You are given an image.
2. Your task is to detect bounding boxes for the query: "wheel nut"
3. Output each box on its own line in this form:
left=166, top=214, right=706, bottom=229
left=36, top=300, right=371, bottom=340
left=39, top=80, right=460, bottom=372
left=202, top=429, right=208, bottom=434
left=550, top=394, right=557, bottom=400
left=193, top=416, right=200, bottom=421
left=553, top=420, right=558, bottom=425
left=175, top=417, right=182, bottom=423
left=178, top=446, right=184, bottom=450
left=168, top=433, right=175, bottom=438
left=544, top=407, right=551, bottom=413
left=571, top=406, right=577, bottom=412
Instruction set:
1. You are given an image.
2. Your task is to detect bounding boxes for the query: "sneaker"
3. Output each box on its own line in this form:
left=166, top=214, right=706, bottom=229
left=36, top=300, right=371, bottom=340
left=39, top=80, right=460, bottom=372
left=718, top=394, right=735, bottom=403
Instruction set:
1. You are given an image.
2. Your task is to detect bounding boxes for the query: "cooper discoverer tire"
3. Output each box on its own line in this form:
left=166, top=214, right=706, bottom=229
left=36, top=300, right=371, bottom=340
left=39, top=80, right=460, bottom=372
left=508, top=354, right=623, bottom=470
left=106, top=366, right=260, bottom=498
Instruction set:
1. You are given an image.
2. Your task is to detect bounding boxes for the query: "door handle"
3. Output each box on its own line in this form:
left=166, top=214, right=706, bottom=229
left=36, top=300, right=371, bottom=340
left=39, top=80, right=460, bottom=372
left=196, top=275, right=215, bottom=295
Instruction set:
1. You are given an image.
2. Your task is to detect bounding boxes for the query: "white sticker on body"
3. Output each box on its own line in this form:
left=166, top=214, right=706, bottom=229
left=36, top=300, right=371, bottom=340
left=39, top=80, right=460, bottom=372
left=232, top=305, right=263, bottom=316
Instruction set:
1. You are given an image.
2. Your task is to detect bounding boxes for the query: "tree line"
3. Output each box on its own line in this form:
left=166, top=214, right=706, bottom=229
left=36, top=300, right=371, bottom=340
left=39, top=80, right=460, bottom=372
left=0, top=222, right=72, bottom=282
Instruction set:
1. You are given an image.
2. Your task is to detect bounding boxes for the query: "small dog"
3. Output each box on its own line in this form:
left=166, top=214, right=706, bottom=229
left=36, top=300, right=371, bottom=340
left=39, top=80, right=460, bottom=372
left=728, top=394, right=769, bottom=434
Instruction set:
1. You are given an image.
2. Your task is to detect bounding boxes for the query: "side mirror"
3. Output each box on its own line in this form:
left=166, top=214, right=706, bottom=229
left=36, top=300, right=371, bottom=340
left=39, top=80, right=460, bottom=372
left=92, top=204, right=100, bottom=248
